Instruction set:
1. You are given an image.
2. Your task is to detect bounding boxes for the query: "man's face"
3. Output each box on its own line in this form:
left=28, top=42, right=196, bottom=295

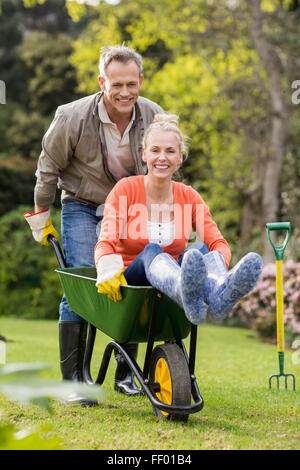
left=98, top=59, right=143, bottom=119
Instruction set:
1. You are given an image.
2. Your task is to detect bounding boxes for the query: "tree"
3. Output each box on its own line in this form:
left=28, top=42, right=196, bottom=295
left=68, top=0, right=276, bottom=257
left=246, top=0, right=300, bottom=262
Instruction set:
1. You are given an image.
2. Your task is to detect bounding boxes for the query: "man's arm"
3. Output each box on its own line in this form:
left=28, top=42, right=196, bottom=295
left=34, top=109, right=74, bottom=209
left=25, top=107, right=74, bottom=245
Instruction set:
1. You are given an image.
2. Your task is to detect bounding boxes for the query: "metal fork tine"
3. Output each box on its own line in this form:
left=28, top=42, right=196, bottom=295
left=269, top=372, right=296, bottom=391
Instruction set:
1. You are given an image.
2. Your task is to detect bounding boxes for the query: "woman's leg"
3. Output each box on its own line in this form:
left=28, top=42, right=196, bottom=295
left=178, top=241, right=209, bottom=266
left=123, top=243, right=163, bottom=286
left=203, top=251, right=263, bottom=321
left=124, top=243, right=207, bottom=324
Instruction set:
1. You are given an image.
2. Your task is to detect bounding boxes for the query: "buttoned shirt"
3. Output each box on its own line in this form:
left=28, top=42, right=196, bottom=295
left=98, top=97, right=135, bottom=181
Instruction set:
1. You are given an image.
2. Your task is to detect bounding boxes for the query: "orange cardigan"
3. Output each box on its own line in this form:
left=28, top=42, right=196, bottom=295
left=95, top=175, right=231, bottom=268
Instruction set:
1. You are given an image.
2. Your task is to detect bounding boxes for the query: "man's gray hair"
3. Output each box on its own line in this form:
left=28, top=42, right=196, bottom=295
left=99, top=44, right=143, bottom=79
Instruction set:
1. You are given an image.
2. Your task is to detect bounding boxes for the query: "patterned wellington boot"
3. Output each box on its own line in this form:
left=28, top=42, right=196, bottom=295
left=146, top=251, right=207, bottom=325
left=203, top=251, right=263, bottom=321
left=180, top=249, right=207, bottom=324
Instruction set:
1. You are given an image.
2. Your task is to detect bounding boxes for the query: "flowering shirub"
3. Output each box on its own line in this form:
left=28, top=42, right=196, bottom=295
left=231, top=260, right=300, bottom=341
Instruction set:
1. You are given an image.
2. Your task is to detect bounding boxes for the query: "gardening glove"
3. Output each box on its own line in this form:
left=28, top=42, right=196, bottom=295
left=24, top=208, right=59, bottom=246
left=96, top=254, right=127, bottom=302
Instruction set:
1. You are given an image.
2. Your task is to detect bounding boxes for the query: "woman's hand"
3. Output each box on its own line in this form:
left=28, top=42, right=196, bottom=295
left=96, top=254, right=127, bottom=302
left=97, top=269, right=127, bottom=302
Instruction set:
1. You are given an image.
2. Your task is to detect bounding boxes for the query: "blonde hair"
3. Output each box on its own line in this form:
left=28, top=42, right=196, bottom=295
left=142, top=114, right=189, bottom=160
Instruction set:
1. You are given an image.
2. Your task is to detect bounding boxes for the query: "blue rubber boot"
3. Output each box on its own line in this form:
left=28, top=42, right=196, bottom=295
left=146, top=253, right=182, bottom=306
left=203, top=251, right=263, bottom=321
left=181, top=249, right=207, bottom=324
left=146, top=251, right=207, bottom=325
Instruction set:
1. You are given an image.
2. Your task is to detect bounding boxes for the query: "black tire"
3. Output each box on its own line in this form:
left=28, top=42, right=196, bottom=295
left=149, top=343, right=191, bottom=423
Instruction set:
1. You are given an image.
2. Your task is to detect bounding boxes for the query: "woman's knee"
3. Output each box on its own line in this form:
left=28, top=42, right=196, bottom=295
left=143, top=242, right=162, bottom=255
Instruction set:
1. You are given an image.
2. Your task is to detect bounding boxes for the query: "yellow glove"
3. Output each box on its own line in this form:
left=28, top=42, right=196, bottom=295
left=24, top=209, right=59, bottom=246
left=96, top=254, right=127, bottom=302
left=97, top=268, right=127, bottom=302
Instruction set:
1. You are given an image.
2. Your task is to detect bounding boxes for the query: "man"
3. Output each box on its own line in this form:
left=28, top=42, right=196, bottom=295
left=25, top=44, right=163, bottom=405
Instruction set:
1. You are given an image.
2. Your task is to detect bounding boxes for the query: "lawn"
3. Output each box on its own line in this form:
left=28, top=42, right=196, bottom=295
left=0, top=317, right=299, bottom=450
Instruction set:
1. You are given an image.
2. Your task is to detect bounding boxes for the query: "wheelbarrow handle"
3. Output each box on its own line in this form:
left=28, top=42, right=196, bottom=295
left=266, top=222, right=291, bottom=260
left=47, top=234, right=66, bottom=268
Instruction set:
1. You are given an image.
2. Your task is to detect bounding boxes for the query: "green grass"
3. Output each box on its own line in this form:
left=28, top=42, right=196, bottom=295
left=0, top=317, right=300, bottom=450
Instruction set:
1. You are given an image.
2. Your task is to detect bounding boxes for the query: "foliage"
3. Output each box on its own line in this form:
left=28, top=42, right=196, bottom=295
left=69, top=0, right=300, bottom=260
left=0, top=0, right=25, bottom=101
left=231, top=261, right=300, bottom=345
left=144, top=51, right=256, bottom=247
left=0, top=362, right=102, bottom=411
left=0, top=206, right=63, bottom=319
left=0, top=3, right=82, bottom=162
left=6, top=110, right=51, bottom=160
left=0, top=362, right=102, bottom=449
left=18, top=30, right=81, bottom=115
left=0, top=167, right=35, bottom=218
left=5, top=29, right=81, bottom=160
left=0, top=423, right=62, bottom=450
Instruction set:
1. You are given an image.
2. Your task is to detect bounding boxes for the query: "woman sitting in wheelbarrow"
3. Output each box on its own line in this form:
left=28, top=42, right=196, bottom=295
left=94, top=114, right=262, bottom=325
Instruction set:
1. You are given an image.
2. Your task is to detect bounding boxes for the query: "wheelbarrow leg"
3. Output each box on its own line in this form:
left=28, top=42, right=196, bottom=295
left=143, top=291, right=161, bottom=379
left=93, top=342, right=145, bottom=390
left=177, top=324, right=204, bottom=407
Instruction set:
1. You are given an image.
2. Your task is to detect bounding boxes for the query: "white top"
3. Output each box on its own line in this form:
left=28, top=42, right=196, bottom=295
left=98, top=97, right=135, bottom=180
left=147, top=220, right=175, bottom=247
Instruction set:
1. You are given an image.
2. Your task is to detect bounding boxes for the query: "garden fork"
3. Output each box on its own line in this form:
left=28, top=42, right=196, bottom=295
left=266, top=222, right=296, bottom=392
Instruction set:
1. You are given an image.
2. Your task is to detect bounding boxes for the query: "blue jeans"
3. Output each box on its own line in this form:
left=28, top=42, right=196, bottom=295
left=59, top=199, right=103, bottom=323
left=124, top=241, right=208, bottom=286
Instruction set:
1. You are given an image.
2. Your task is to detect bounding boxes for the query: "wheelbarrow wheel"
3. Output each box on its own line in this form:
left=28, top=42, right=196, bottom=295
left=149, top=343, right=191, bottom=423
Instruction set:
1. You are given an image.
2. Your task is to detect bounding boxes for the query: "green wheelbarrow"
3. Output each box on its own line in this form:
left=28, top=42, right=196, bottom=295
left=49, top=235, right=204, bottom=423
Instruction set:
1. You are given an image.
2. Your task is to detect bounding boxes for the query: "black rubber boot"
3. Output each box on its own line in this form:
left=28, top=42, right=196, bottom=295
left=114, top=343, right=143, bottom=396
left=59, top=321, right=97, bottom=406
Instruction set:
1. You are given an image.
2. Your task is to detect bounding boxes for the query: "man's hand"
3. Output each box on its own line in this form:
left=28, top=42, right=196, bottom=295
left=24, top=208, right=59, bottom=246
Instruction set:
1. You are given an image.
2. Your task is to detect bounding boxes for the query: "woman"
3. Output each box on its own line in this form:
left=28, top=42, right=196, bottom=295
left=94, top=114, right=262, bottom=325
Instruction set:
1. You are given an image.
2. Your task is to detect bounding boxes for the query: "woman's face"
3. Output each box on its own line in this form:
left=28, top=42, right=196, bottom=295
left=142, top=130, right=183, bottom=181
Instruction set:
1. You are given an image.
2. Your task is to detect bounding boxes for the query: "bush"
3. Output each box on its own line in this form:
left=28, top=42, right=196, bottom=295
left=231, top=260, right=300, bottom=345
left=0, top=167, right=35, bottom=218
left=0, top=206, right=63, bottom=319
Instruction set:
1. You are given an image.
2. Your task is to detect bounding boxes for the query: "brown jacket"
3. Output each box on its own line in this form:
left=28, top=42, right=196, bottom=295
left=34, top=92, right=163, bottom=207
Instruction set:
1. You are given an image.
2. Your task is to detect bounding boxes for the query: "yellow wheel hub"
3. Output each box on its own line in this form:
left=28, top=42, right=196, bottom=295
left=155, top=358, right=172, bottom=416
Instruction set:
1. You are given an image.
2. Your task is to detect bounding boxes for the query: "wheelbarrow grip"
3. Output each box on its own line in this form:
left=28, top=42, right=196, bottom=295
left=47, top=234, right=66, bottom=268
left=266, top=221, right=291, bottom=260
